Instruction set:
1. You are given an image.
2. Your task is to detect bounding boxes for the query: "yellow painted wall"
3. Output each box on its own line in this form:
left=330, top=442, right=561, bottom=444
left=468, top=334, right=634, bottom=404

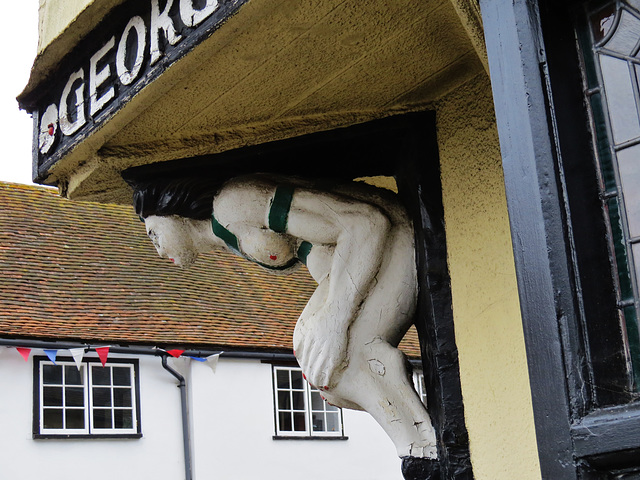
left=37, top=0, right=126, bottom=53
left=436, top=73, right=542, bottom=479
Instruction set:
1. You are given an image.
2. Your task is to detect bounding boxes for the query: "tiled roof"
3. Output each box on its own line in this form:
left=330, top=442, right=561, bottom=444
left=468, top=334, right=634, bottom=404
left=0, top=182, right=420, bottom=356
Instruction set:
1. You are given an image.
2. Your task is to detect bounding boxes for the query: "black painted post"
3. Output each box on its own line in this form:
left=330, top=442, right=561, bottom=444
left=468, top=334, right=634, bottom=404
left=396, top=114, right=473, bottom=480
left=479, top=0, right=578, bottom=478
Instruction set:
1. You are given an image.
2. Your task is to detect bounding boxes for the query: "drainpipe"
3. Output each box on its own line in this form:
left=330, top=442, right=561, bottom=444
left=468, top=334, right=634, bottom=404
left=161, top=355, right=193, bottom=480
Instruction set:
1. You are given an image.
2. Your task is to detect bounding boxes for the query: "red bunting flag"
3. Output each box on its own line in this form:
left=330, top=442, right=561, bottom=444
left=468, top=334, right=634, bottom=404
left=96, top=346, right=110, bottom=367
left=16, top=347, right=31, bottom=362
left=166, top=349, right=185, bottom=358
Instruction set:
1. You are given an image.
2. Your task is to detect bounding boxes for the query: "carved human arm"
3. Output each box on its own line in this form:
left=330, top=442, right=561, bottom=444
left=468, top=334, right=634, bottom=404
left=285, top=189, right=392, bottom=389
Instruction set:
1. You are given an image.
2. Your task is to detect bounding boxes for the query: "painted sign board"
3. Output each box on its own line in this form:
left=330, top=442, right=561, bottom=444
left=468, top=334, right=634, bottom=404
left=20, top=0, right=247, bottom=182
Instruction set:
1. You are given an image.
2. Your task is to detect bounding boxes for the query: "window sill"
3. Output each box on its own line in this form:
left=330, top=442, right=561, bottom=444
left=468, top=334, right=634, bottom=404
left=572, top=402, right=640, bottom=467
left=272, top=435, right=348, bottom=441
left=34, top=433, right=143, bottom=440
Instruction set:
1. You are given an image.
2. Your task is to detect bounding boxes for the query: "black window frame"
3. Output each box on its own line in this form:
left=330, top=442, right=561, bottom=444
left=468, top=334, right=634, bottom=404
left=481, top=0, right=640, bottom=477
left=33, top=356, right=142, bottom=439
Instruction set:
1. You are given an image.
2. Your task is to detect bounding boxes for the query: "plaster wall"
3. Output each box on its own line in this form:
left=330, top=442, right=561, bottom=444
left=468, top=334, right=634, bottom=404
left=0, top=351, right=186, bottom=479
left=188, top=357, right=404, bottom=480
left=0, top=349, right=403, bottom=480
left=436, top=74, right=542, bottom=479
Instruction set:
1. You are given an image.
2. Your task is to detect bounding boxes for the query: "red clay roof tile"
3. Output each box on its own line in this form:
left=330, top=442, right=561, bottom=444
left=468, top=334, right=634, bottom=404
left=0, top=182, right=420, bottom=357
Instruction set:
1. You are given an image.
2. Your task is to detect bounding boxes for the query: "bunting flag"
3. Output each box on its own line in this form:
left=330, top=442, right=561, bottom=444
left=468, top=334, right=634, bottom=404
left=166, top=349, right=185, bottom=358
left=16, top=347, right=31, bottom=362
left=205, top=353, right=222, bottom=374
left=188, top=356, right=207, bottom=362
left=69, top=348, right=85, bottom=370
left=96, top=346, right=110, bottom=367
left=44, top=349, right=58, bottom=364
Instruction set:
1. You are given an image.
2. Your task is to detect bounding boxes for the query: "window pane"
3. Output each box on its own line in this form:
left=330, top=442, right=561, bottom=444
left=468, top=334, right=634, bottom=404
left=600, top=55, right=640, bottom=145
left=325, top=412, right=340, bottom=432
left=311, top=411, right=325, bottom=432
left=293, top=412, right=306, bottom=431
left=277, top=391, right=290, bottom=410
left=65, top=409, right=85, bottom=429
left=93, top=409, right=112, bottom=429
left=93, top=387, right=112, bottom=407
left=602, top=8, right=640, bottom=54
left=276, top=369, right=289, bottom=389
left=65, top=366, right=83, bottom=385
left=43, top=364, right=62, bottom=384
left=92, top=366, right=111, bottom=385
left=65, top=387, right=84, bottom=407
left=114, top=410, right=133, bottom=429
left=292, top=391, right=305, bottom=410
left=43, top=408, right=63, bottom=429
left=112, top=367, right=131, bottom=386
left=290, top=370, right=304, bottom=389
left=310, top=391, right=324, bottom=410
left=43, top=386, right=63, bottom=406
left=617, top=146, right=640, bottom=238
left=279, top=411, right=292, bottom=431
left=590, top=3, right=616, bottom=43
left=607, top=197, right=634, bottom=300
left=113, top=388, right=132, bottom=407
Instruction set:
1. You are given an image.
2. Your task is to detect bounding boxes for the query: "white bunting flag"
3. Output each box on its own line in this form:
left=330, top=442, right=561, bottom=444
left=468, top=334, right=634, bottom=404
left=205, top=353, right=222, bottom=374
left=69, top=348, right=85, bottom=370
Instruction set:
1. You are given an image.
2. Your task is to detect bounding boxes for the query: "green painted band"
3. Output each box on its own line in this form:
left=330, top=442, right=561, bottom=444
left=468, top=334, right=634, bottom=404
left=268, top=185, right=295, bottom=233
left=211, top=212, right=239, bottom=252
left=297, top=241, right=313, bottom=265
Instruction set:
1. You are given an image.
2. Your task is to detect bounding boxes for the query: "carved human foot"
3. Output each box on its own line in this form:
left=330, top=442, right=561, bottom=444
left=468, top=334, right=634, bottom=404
left=401, top=456, right=441, bottom=480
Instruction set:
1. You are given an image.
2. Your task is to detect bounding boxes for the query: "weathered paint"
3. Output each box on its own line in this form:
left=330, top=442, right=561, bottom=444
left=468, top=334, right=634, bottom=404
left=436, top=73, right=542, bottom=479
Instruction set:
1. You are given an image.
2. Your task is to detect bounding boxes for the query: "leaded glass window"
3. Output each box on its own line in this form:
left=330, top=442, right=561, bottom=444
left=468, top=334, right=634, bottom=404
left=579, top=0, right=640, bottom=390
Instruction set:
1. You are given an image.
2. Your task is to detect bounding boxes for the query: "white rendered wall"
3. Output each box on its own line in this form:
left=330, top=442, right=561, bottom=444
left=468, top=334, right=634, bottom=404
left=0, top=349, right=404, bottom=479
left=187, top=357, right=404, bottom=480
left=0, top=349, right=186, bottom=479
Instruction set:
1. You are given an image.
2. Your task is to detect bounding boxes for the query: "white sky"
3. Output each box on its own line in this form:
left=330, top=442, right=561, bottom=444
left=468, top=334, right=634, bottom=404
left=1, top=2, right=39, bottom=185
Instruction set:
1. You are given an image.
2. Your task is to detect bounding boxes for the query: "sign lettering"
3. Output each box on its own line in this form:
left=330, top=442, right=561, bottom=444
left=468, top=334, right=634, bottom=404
left=29, top=0, right=246, bottom=174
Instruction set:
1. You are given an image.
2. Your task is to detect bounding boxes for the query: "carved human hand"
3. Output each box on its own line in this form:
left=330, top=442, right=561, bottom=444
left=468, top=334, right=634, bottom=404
left=294, top=305, right=349, bottom=390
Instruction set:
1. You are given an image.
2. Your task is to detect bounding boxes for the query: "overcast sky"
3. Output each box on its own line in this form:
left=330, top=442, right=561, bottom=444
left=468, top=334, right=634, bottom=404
left=1, top=2, right=39, bottom=185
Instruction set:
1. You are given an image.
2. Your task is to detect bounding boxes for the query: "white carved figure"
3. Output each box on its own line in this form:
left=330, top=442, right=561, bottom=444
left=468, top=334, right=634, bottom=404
left=131, top=173, right=437, bottom=467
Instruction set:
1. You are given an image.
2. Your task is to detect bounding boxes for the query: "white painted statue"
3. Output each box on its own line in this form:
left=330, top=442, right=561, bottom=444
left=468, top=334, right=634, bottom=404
left=131, top=173, right=437, bottom=472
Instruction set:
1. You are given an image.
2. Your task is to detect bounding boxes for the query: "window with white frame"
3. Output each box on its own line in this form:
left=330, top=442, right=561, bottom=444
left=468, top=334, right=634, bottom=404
left=35, top=357, right=140, bottom=437
left=273, top=366, right=344, bottom=437
left=413, top=370, right=428, bottom=406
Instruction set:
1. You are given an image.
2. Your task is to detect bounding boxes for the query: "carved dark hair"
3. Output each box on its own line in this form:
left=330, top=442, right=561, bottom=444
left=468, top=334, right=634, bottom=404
left=129, top=178, right=222, bottom=220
